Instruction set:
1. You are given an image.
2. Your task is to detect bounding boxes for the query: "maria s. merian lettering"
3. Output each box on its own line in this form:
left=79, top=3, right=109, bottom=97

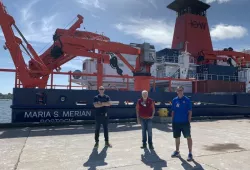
left=24, top=110, right=91, bottom=118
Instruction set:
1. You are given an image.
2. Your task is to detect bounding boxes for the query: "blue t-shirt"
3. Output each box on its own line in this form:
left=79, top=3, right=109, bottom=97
left=171, top=96, right=192, bottom=123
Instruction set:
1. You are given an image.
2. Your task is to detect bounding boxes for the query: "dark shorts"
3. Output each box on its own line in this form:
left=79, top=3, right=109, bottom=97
left=172, top=122, right=191, bottom=138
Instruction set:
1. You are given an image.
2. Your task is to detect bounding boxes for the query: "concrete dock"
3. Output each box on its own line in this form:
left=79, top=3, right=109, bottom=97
left=0, top=118, right=250, bottom=170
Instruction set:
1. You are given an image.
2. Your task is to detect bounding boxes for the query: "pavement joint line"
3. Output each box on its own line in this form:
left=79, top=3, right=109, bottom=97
left=13, top=128, right=31, bottom=170
left=97, top=160, right=168, bottom=170
left=178, top=149, right=250, bottom=170
left=198, top=162, right=220, bottom=170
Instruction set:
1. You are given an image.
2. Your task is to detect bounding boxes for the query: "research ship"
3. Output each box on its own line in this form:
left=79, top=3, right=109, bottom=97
left=0, top=0, right=249, bottom=123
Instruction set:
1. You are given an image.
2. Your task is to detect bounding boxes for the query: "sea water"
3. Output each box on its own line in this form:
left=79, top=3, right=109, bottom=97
left=0, top=100, right=11, bottom=123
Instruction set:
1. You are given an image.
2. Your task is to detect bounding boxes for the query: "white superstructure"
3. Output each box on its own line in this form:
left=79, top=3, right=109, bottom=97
left=151, top=49, right=197, bottom=92
left=71, top=54, right=137, bottom=90
left=69, top=45, right=250, bottom=93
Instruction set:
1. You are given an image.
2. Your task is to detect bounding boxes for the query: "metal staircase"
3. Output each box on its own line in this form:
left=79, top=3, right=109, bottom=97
left=167, top=68, right=180, bottom=78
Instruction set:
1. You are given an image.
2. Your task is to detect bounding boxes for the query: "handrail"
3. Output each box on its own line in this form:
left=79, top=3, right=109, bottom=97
left=155, top=71, right=242, bottom=82
left=155, top=55, right=196, bottom=64
left=191, top=73, right=239, bottom=81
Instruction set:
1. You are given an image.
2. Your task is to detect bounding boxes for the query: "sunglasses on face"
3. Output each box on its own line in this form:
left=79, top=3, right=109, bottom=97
left=99, top=89, right=104, bottom=90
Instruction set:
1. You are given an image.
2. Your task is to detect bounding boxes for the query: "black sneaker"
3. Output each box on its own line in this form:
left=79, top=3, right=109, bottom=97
left=187, top=153, right=193, bottom=161
left=140, top=143, right=147, bottom=149
left=105, top=141, right=112, bottom=148
left=171, top=151, right=180, bottom=157
left=149, top=144, right=154, bottom=150
left=94, top=142, right=99, bottom=148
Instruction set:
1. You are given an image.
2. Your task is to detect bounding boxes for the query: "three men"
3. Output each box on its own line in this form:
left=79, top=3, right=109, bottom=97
left=93, top=86, right=112, bottom=148
left=92, top=85, right=193, bottom=162
left=136, top=90, right=155, bottom=149
left=171, top=86, right=193, bottom=161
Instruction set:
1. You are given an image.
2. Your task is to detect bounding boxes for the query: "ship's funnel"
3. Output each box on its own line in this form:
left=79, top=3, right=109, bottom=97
left=167, top=0, right=213, bottom=57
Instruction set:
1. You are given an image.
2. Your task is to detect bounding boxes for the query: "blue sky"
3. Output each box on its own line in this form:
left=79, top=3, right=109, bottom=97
left=0, top=0, right=249, bottom=94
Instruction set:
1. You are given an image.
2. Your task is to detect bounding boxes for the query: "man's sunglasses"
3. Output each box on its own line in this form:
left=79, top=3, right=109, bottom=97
left=99, top=89, right=104, bottom=90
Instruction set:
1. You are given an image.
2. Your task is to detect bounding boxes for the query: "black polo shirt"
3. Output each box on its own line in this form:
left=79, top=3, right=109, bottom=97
left=93, top=94, right=111, bottom=116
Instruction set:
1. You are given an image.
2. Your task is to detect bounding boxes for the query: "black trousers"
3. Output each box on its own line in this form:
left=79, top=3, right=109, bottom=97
left=95, top=115, right=109, bottom=142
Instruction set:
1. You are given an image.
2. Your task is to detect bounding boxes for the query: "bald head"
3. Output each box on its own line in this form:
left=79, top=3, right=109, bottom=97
left=98, top=86, right=105, bottom=95
left=142, top=90, right=148, bottom=100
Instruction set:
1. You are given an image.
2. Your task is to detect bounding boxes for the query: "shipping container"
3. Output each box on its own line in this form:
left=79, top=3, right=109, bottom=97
left=192, top=80, right=245, bottom=93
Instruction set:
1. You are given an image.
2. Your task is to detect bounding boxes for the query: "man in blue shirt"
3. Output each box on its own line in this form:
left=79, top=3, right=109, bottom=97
left=171, top=86, right=193, bottom=161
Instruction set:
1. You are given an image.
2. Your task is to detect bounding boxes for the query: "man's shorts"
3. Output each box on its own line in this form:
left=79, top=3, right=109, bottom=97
left=172, top=122, right=191, bottom=138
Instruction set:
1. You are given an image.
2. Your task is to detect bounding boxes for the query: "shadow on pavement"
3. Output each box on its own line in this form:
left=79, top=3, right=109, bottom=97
left=179, top=157, right=205, bottom=170
left=141, top=148, right=167, bottom=170
left=154, top=123, right=172, bottom=132
left=83, top=146, right=108, bottom=170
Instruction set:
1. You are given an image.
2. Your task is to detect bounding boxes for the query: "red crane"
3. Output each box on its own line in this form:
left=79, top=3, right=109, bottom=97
left=0, top=1, right=154, bottom=91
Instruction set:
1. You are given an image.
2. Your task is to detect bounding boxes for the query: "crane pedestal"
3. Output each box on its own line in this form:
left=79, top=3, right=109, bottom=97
left=134, top=76, right=151, bottom=91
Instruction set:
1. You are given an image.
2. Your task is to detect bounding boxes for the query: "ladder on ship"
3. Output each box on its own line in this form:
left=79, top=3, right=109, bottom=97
left=167, top=68, right=180, bottom=78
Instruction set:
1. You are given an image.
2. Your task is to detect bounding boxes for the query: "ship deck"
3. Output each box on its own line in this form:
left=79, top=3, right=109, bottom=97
left=0, top=118, right=250, bottom=170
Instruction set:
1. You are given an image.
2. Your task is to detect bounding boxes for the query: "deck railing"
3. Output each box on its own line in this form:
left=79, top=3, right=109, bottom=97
left=156, top=55, right=196, bottom=64
left=156, top=72, right=240, bottom=82
left=0, top=68, right=199, bottom=93
left=0, top=67, right=246, bottom=94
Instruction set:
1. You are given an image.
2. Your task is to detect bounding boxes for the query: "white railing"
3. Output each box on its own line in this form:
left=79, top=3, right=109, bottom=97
left=156, top=55, right=196, bottom=64
left=156, top=55, right=178, bottom=63
left=190, top=73, right=238, bottom=81
left=156, top=72, right=240, bottom=82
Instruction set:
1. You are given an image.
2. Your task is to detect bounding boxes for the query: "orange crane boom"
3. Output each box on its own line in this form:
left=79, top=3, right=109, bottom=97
left=0, top=1, right=155, bottom=91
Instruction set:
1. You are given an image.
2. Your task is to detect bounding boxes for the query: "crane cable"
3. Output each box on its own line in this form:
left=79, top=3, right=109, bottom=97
left=37, top=16, right=79, bottom=55
left=3, top=4, right=45, bottom=69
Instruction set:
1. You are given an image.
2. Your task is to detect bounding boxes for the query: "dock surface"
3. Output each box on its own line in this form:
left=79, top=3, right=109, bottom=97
left=0, top=119, right=250, bottom=170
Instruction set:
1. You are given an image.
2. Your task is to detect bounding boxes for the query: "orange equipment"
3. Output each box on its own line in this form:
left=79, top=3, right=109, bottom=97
left=0, top=1, right=155, bottom=91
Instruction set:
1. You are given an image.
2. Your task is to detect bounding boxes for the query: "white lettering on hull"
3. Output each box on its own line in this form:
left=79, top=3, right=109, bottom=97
left=24, top=110, right=91, bottom=118
left=24, top=111, right=51, bottom=118
left=62, top=111, right=91, bottom=117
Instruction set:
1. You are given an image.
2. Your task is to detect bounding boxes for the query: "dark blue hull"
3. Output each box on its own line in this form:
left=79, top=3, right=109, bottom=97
left=10, top=88, right=250, bottom=123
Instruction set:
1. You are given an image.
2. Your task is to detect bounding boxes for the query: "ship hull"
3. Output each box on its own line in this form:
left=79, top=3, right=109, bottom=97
left=10, top=88, right=250, bottom=123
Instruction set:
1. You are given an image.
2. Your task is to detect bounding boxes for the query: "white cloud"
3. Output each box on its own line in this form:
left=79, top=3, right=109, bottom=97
left=148, top=0, right=157, bottom=9
left=91, top=14, right=100, bottom=19
left=115, top=18, right=175, bottom=47
left=17, top=1, right=59, bottom=45
left=206, top=0, right=231, bottom=3
left=20, top=0, right=40, bottom=22
left=115, top=18, right=248, bottom=48
left=21, top=13, right=59, bottom=45
left=210, top=24, right=248, bottom=40
left=76, top=0, right=105, bottom=11
left=0, top=0, right=68, bottom=55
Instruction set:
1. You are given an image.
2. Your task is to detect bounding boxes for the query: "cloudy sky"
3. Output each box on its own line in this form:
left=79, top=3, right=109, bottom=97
left=0, top=0, right=249, bottom=93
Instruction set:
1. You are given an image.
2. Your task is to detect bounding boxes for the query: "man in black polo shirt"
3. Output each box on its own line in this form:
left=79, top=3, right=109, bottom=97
left=93, top=86, right=112, bottom=148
